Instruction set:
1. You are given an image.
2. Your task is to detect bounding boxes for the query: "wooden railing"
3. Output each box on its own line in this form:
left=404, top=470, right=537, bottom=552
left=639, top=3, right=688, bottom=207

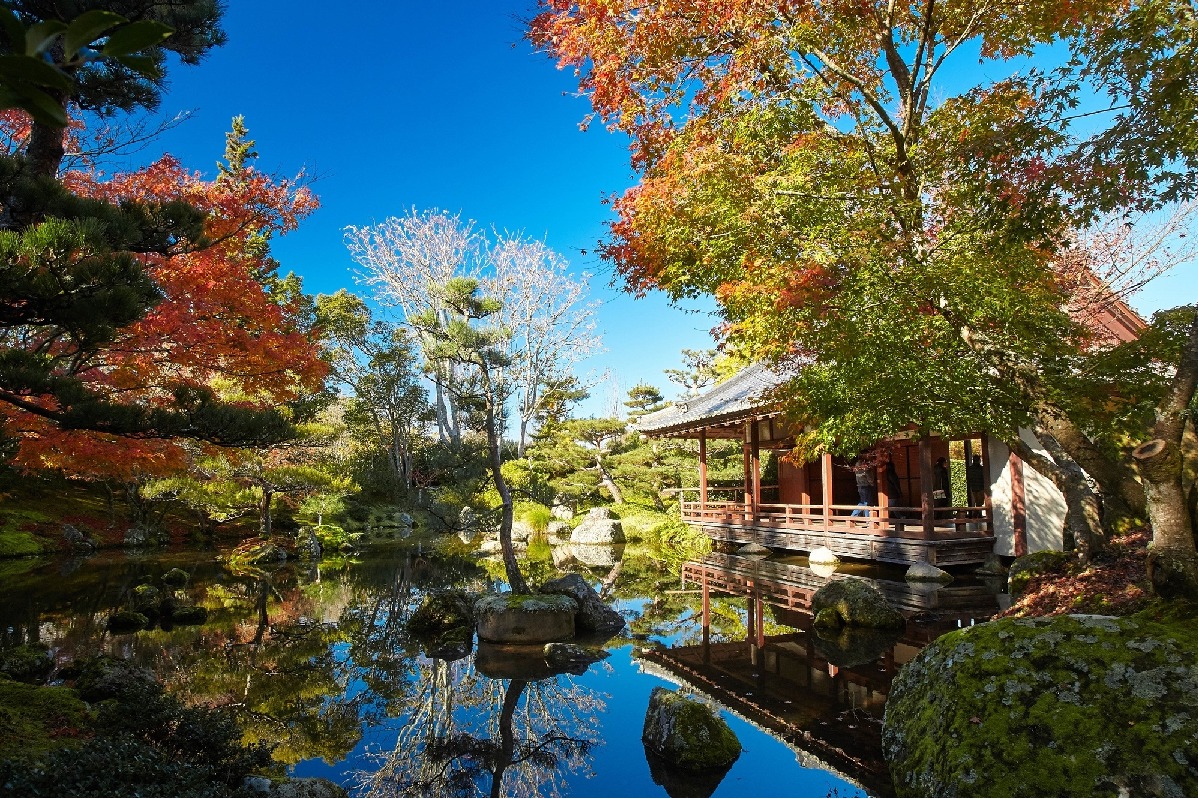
left=679, top=499, right=992, bottom=540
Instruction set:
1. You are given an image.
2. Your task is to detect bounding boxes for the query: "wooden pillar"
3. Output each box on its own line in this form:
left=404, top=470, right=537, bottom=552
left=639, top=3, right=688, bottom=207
left=750, top=418, right=761, bottom=521
left=1009, top=449, right=1028, bottom=556
left=798, top=461, right=810, bottom=507
left=699, top=429, right=709, bottom=507
left=821, top=452, right=833, bottom=532
left=746, top=590, right=756, bottom=644
left=877, top=461, right=889, bottom=528
left=981, top=434, right=994, bottom=535
left=756, top=589, right=765, bottom=649
left=919, top=436, right=935, bottom=538
left=702, top=571, right=711, bottom=630
left=743, top=424, right=752, bottom=516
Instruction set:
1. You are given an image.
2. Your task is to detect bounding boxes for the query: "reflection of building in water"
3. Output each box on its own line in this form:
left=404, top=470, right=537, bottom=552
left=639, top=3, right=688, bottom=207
left=637, top=553, right=1002, bottom=796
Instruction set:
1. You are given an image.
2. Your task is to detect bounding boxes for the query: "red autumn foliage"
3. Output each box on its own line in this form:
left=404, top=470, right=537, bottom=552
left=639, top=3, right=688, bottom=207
left=3, top=127, right=327, bottom=481
left=997, top=530, right=1153, bottom=619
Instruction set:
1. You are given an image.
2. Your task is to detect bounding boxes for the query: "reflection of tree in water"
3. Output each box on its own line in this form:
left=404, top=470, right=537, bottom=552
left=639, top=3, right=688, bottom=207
left=361, top=661, right=605, bottom=797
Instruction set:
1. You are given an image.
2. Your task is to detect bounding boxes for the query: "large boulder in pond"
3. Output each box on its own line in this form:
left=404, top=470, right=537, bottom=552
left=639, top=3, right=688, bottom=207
left=474, top=593, right=578, bottom=644
left=642, top=687, right=741, bottom=771
left=539, top=573, right=625, bottom=634
left=811, top=578, right=904, bottom=629
left=570, top=507, right=625, bottom=545
left=882, top=613, right=1198, bottom=797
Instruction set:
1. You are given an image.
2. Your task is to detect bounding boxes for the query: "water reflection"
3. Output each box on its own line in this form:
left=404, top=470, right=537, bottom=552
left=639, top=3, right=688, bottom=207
left=0, top=543, right=1006, bottom=797
left=361, top=656, right=603, bottom=797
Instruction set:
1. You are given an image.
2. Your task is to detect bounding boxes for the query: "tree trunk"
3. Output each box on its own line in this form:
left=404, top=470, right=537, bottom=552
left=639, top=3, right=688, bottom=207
left=1043, top=414, right=1147, bottom=531
left=488, top=404, right=528, bottom=594
left=489, top=679, right=527, bottom=799
left=1009, top=426, right=1104, bottom=562
left=259, top=489, right=273, bottom=538
left=596, top=457, right=624, bottom=505
left=1134, top=307, right=1198, bottom=599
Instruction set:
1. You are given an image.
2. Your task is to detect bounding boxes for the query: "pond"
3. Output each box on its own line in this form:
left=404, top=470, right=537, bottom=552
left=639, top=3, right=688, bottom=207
left=0, top=540, right=1006, bottom=797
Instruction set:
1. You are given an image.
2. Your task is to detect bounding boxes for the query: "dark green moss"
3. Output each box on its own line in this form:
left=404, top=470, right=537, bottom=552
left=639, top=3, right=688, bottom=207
left=811, top=578, right=904, bottom=629
left=0, top=530, right=41, bottom=558
left=0, top=643, right=53, bottom=683
left=161, top=567, right=189, bottom=588
left=0, top=677, right=90, bottom=759
left=168, top=605, right=208, bottom=625
left=883, top=614, right=1198, bottom=797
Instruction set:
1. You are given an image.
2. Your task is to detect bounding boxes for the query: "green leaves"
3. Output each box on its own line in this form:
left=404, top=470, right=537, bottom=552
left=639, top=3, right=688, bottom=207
left=0, top=7, right=173, bottom=126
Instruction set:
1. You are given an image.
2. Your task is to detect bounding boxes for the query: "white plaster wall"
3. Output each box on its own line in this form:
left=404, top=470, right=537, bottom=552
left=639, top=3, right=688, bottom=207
left=988, top=437, right=1016, bottom=556
left=987, top=431, right=1068, bottom=556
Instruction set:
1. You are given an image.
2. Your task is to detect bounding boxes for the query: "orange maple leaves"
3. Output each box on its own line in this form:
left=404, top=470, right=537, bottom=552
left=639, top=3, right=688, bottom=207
left=5, top=132, right=327, bottom=479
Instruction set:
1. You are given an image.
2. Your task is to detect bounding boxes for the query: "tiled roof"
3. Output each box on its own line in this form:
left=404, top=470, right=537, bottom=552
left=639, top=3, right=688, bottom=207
left=635, top=362, right=787, bottom=435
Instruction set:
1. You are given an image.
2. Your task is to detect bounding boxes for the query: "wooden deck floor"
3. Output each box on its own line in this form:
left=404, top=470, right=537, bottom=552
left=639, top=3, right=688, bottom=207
left=683, top=501, right=996, bottom=566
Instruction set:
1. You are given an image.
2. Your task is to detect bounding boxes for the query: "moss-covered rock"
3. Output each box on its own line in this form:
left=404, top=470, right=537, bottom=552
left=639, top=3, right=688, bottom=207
left=161, top=567, right=190, bottom=588
left=811, top=578, right=904, bottom=629
left=409, top=591, right=474, bottom=636
left=0, top=643, right=53, bottom=684
left=72, top=655, right=159, bottom=702
left=106, top=610, right=149, bottom=633
left=130, top=583, right=161, bottom=616
left=813, top=607, right=844, bottom=629
left=813, top=626, right=901, bottom=669
left=641, top=687, right=741, bottom=771
left=882, top=612, right=1198, bottom=797
left=474, top=592, right=577, bottom=644
left=168, top=605, right=208, bottom=625
left=1008, top=550, right=1072, bottom=597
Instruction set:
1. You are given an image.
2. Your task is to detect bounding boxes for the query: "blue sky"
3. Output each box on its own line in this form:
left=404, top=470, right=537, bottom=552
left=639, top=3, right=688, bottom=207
left=113, top=0, right=718, bottom=418
left=117, top=1, right=1193, bottom=417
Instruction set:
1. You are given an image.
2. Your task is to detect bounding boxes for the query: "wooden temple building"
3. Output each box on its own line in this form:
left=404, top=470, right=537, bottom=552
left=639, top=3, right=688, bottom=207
left=636, top=363, right=1074, bottom=567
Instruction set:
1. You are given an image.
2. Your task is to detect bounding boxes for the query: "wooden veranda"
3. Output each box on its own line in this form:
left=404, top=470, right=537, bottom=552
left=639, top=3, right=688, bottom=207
left=638, top=364, right=1000, bottom=566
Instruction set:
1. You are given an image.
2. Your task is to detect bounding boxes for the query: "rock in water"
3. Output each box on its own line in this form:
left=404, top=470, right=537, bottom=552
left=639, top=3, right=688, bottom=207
left=737, top=542, right=771, bottom=557
left=811, top=578, right=904, bottom=629
left=539, top=573, right=625, bottom=634
left=883, top=613, right=1198, bottom=797
left=543, top=642, right=608, bottom=674
left=642, top=687, right=741, bottom=771
left=474, top=593, right=578, bottom=644
left=570, top=507, right=626, bottom=545
left=905, top=560, right=952, bottom=583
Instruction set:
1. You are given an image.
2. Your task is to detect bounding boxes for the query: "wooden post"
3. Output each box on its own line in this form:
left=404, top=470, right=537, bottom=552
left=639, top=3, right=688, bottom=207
left=702, top=571, right=710, bottom=630
left=798, top=460, right=810, bottom=507
left=1010, top=449, right=1028, bottom=556
left=746, top=589, right=756, bottom=644
left=821, top=452, right=833, bottom=532
left=919, top=437, right=935, bottom=538
left=755, top=588, right=765, bottom=649
left=743, top=424, right=752, bottom=519
left=699, top=429, right=709, bottom=508
left=750, top=418, right=761, bottom=522
left=877, top=461, right=889, bottom=530
left=980, top=434, right=994, bottom=535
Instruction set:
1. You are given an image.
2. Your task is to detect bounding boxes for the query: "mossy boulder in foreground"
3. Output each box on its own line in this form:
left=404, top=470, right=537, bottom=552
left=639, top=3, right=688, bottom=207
left=642, top=687, right=741, bottom=771
left=811, top=577, right=905, bottom=629
left=474, top=592, right=577, bottom=644
left=882, top=613, right=1198, bottom=797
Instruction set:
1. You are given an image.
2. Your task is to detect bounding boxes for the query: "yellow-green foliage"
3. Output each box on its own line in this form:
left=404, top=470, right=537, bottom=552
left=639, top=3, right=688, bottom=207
left=516, top=502, right=553, bottom=534
left=0, top=678, right=90, bottom=759
left=607, top=504, right=675, bottom=540
left=641, top=516, right=711, bottom=568
left=0, top=530, right=42, bottom=557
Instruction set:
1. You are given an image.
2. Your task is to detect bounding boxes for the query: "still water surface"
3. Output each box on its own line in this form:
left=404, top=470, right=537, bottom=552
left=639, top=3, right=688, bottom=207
left=0, top=542, right=1003, bottom=797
